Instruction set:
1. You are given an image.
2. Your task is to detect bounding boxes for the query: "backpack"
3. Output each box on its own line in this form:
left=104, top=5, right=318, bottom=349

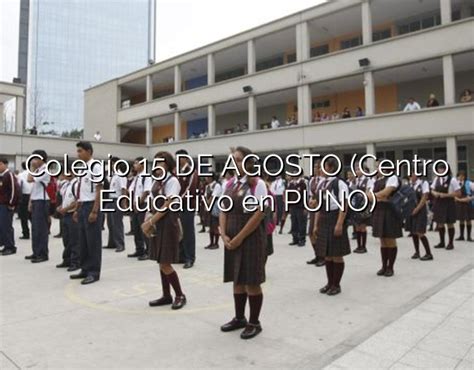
left=389, top=179, right=417, bottom=221
left=42, top=177, right=58, bottom=205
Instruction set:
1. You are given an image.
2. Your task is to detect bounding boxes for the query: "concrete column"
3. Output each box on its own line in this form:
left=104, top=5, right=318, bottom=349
left=296, top=22, right=310, bottom=62
left=117, top=85, right=122, bottom=109
left=207, top=53, right=215, bottom=85
left=0, top=103, right=4, bottom=132
left=366, top=142, right=376, bottom=171
left=361, top=0, right=372, bottom=45
left=174, top=65, right=182, bottom=94
left=208, top=104, right=216, bottom=137
left=15, top=96, right=25, bottom=134
left=146, top=75, right=153, bottom=102
left=145, top=118, right=152, bottom=145
left=248, top=95, right=257, bottom=131
left=440, top=0, right=452, bottom=24
left=247, top=39, right=256, bottom=74
left=297, top=84, right=312, bottom=125
left=299, top=148, right=311, bottom=176
left=364, top=71, right=375, bottom=115
left=443, top=55, right=455, bottom=105
left=174, top=111, right=181, bottom=141
left=446, top=136, right=458, bottom=177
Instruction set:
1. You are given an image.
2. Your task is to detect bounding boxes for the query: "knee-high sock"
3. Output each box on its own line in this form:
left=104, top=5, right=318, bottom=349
left=209, top=231, right=213, bottom=245
left=160, top=270, right=171, bottom=297
left=448, top=227, right=455, bottom=245
left=467, top=224, right=472, bottom=240
left=438, top=227, right=446, bottom=245
left=248, top=294, right=263, bottom=325
left=420, top=236, right=431, bottom=255
left=332, top=262, right=345, bottom=288
left=387, top=247, right=398, bottom=270
left=356, top=232, right=361, bottom=249
left=361, top=231, right=367, bottom=249
left=459, top=223, right=465, bottom=239
left=412, top=235, right=420, bottom=254
left=325, top=261, right=334, bottom=287
left=234, top=293, right=248, bottom=320
left=380, top=247, right=389, bottom=269
left=166, top=271, right=184, bottom=297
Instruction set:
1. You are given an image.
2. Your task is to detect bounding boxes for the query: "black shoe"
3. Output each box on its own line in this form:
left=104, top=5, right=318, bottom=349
left=315, top=259, right=326, bottom=267
left=149, top=296, right=173, bottom=307
left=455, top=236, right=465, bottom=241
left=31, top=256, right=48, bottom=263
left=467, top=237, right=473, bottom=242
left=137, top=254, right=149, bottom=261
left=297, top=241, right=305, bottom=247
left=25, top=254, right=36, bottom=260
left=198, top=229, right=206, bottom=233
left=289, top=241, right=298, bottom=246
left=208, top=244, right=219, bottom=250
left=81, top=275, right=99, bottom=285
left=384, top=268, right=394, bottom=277
left=67, top=266, right=80, bottom=272
left=204, top=244, right=214, bottom=249
left=221, top=318, right=248, bottom=332
left=376, top=268, right=386, bottom=276
left=125, top=231, right=134, bottom=236
left=411, top=252, right=420, bottom=259
left=278, top=230, right=282, bottom=235
left=420, top=254, right=433, bottom=261
left=56, top=262, right=70, bottom=268
left=1, top=249, right=17, bottom=256
left=240, top=323, right=262, bottom=340
left=103, top=245, right=115, bottom=249
left=183, top=262, right=194, bottom=269
left=446, top=244, right=454, bottom=250
left=306, top=258, right=317, bottom=265
left=434, top=243, right=445, bottom=249
left=353, top=247, right=367, bottom=254
left=19, top=236, right=30, bottom=240
left=319, top=285, right=331, bottom=294
left=127, top=252, right=143, bottom=258
left=171, top=295, right=187, bottom=310
left=53, top=233, right=62, bottom=238
left=327, top=286, right=341, bottom=296
left=70, top=271, right=88, bottom=280
left=115, top=247, right=125, bottom=253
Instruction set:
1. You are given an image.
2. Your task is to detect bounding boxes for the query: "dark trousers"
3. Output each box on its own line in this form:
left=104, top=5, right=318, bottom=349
left=62, top=213, right=80, bottom=267
left=31, top=200, right=49, bottom=258
left=131, top=211, right=148, bottom=255
left=275, top=195, right=284, bottom=225
left=179, top=209, right=196, bottom=263
left=291, top=207, right=306, bottom=243
left=18, top=194, right=30, bottom=237
left=106, top=200, right=124, bottom=249
left=0, top=205, right=15, bottom=251
left=78, top=202, right=103, bottom=278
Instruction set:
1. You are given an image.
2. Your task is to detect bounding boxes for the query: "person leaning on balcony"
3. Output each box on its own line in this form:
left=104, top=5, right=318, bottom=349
left=341, top=107, right=351, bottom=119
left=313, top=111, right=322, bottom=122
left=426, top=94, right=440, bottom=108
left=460, top=89, right=472, bottom=103
left=331, top=111, right=340, bottom=120
left=403, top=97, right=421, bottom=112
left=355, top=107, right=364, bottom=117
left=271, top=116, right=280, bottom=129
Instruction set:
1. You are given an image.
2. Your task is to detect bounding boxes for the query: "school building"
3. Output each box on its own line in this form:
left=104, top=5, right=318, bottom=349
left=1, top=0, right=473, bottom=177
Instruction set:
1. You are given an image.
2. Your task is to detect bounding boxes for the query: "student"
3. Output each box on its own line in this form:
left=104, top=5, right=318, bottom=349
left=431, top=164, right=461, bottom=250
left=17, top=162, right=33, bottom=240
left=70, top=141, right=104, bottom=285
left=454, top=171, right=472, bottom=242
left=176, top=149, right=198, bottom=268
left=219, top=146, right=267, bottom=340
left=352, top=165, right=374, bottom=254
left=127, top=157, right=152, bottom=260
left=314, top=158, right=350, bottom=296
left=26, top=150, right=51, bottom=263
left=405, top=173, right=433, bottom=260
left=368, top=160, right=402, bottom=277
left=426, top=93, right=440, bottom=108
left=287, top=174, right=307, bottom=247
left=205, top=174, right=221, bottom=250
left=403, top=97, right=421, bottom=112
left=307, top=161, right=325, bottom=266
left=56, top=165, right=80, bottom=270
left=270, top=175, right=285, bottom=226
left=103, top=157, right=127, bottom=252
left=142, top=151, right=186, bottom=310
left=341, top=107, right=351, bottom=119
left=0, top=158, right=18, bottom=256
left=197, top=178, right=208, bottom=233
left=270, top=116, right=280, bottom=129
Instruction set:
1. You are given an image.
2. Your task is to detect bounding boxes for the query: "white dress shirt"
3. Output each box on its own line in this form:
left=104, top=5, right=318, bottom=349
left=77, top=159, right=103, bottom=202
left=30, top=164, right=51, bottom=201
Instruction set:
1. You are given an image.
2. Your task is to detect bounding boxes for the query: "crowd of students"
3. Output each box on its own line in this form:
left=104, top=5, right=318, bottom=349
left=0, top=142, right=473, bottom=340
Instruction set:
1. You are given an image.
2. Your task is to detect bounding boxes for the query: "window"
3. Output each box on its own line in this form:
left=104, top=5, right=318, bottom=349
left=340, top=36, right=362, bottom=50
left=434, top=147, right=447, bottom=160
left=256, top=56, right=284, bottom=72
left=215, top=67, right=246, bottom=83
left=397, top=12, right=441, bottom=36
left=373, top=29, right=391, bottom=41
left=417, top=148, right=433, bottom=160
left=286, top=53, right=297, bottom=63
left=312, top=100, right=330, bottom=109
left=310, top=44, right=329, bottom=58
left=458, top=145, right=468, bottom=174
left=452, top=10, right=461, bottom=21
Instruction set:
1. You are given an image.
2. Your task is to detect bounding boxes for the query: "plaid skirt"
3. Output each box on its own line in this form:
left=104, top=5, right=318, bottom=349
left=405, top=206, right=428, bottom=234
left=149, top=212, right=180, bottom=264
left=433, top=198, right=456, bottom=224
left=315, top=211, right=351, bottom=258
left=372, top=202, right=403, bottom=239
left=456, top=202, right=471, bottom=221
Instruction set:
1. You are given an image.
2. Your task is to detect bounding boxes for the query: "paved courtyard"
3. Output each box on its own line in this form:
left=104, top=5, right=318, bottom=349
left=1, top=217, right=473, bottom=369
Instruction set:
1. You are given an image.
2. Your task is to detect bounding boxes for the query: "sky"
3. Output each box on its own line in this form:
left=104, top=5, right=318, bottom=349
left=0, top=0, right=326, bottom=82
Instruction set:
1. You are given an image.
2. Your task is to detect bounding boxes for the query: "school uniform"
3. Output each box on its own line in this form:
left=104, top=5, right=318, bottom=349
left=129, top=171, right=153, bottom=257
left=18, top=170, right=33, bottom=239
left=431, top=176, right=459, bottom=225
left=105, top=172, right=127, bottom=251
left=308, top=175, right=325, bottom=262
left=60, top=178, right=80, bottom=268
left=456, top=180, right=471, bottom=222
left=371, top=176, right=403, bottom=239
left=405, top=179, right=429, bottom=234
left=30, top=164, right=51, bottom=260
left=148, top=173, right=181, bottom=263
left=76, top=159, right=104, bottom=281
left=210, top=181, right=222, bottom=235
left=287, top=177, right=307, bottom=246
left=270, top=177, right=285, bottom=225
left=0, top=169, right=17, bottom=254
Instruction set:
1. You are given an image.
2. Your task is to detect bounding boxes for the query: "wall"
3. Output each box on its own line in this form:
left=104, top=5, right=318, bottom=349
left=256, top=104, right=290, bottom=129
left=397, top=75, right=445, bottom=110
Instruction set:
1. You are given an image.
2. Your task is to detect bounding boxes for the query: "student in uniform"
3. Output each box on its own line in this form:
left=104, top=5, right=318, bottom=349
left=103, top=157, right=127, bottom=252
left=197, top=178, right=208, bottom=233
left=352, top=165, right=374, bottom=254
left=313, top=158, right=350, bottom=296
left=205, top=174, right=221, bottom=250
left=287, top=174, right=307, bottom=247
left=26, top=150, right=51, bottom=263
left=431, top=164, right=461, bottom=250
left=55, top=164, right=80, bottom=271
left=141, top=151, right=186, bottom=310
left=307, top=161, right=325, bottom=266
left=455, top=171, right=472, bottom=241
left=0, top=158, right=18, bottom=256
left=367, top=159, right=402, bottom=277
left=127, top=157, right=153, bottom=260
left=17, top=162, right=33, bottom=240
left=70, top=141, right=104, bottom=285
left=270, top=174, right=285, bottom=226
left=405, top=172, right=433, bottom=260
left=219, top=146, right=267, bottom=339
left=176, top=149, right=198, bottom=268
